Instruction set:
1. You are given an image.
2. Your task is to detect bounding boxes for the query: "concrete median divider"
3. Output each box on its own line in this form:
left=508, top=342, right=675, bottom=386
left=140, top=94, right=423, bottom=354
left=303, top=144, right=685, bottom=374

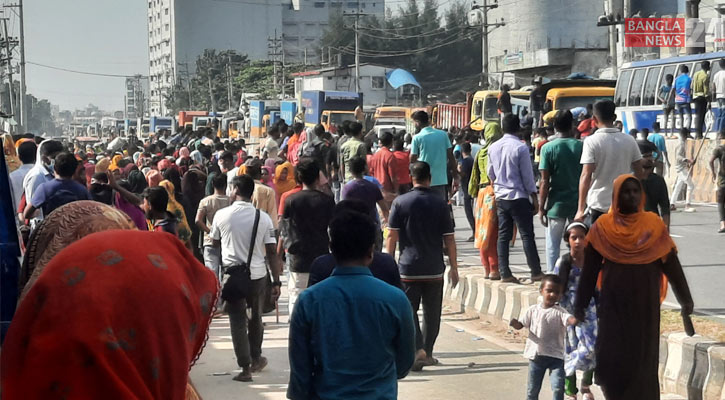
left=443, top=267, right=724, bottom=399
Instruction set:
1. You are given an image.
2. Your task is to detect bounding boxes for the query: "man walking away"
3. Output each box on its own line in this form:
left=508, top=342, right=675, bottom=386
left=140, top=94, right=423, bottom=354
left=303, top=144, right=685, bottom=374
left=196, top=173, right=231, bottom=284
left=369, top=131, right=399, bottom=206
left=648, top=122, right=670, bottom=176
left=211, top=175, right=282, bottom=382
left=487, top=114, right=542, bottom=283
left=529, top=77, right=544, bottom=129
left=710, top=143, right=725, bottom=232
left=672, top=128, right=696, bottom=213
left=539, top=110, right=583, bottom=272
left=576, top=100, right=643, bottom=225
left=339, top=122, right=367, bottom=184
left=674, top=65, right=692, bottom=133
left=458, top=142, right=476, bottom=241
left=692, top=60, right=711, bottom=139
left=713, top=59, right=725, bottom=139
left=392, top=135, right=413, bottom=194
left=409, top=111, right=458, bottom=200
left=386, top=161, right=459, bottom=371
left=280, top=158, right=336, bottom=314
left=342, top=156, right=389, bottom=250
left=246, top=159, right=279, bottom=229
left=659, top=74, right=676, bottom=137
left=24, top=152, right=91, bottom=220
left=288, top=208, right=415, bottom=400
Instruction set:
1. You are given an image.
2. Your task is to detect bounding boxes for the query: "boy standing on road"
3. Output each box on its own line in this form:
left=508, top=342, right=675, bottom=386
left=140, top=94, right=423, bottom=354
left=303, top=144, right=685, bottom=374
left=671, top=128, right=696, bottom=213
left=510, top=274, right=577, bottom=400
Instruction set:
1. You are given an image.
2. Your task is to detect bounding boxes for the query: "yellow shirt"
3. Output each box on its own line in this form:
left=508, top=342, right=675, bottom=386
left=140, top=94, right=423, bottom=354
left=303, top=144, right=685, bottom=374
left=692, top=70, right=710, bottom=98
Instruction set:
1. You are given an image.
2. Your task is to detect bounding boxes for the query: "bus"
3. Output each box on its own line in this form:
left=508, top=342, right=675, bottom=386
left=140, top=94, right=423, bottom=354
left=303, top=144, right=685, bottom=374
left=615, top=51, right=725, bottom=135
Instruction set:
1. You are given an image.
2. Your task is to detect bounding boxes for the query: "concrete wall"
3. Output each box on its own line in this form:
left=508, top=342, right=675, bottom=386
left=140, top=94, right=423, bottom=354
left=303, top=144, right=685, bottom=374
left=664, top=138, right=725, bottom=203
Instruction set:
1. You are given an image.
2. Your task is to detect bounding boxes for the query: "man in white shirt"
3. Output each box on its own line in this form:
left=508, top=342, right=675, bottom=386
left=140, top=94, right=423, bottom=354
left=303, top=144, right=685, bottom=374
left=211, top=174, right=282, bottom=383
left=713, top=59, right=725, bottom=139
left=22, top=139, right=64, bottom=220
left=575, top=100, right=643, bottom=224
left=9, top=140, right=37, bottom=211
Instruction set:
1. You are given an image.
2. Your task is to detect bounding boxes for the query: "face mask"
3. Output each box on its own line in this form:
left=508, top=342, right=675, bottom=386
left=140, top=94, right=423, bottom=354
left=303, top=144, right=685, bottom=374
left=48, top=158, right=56, bottom=173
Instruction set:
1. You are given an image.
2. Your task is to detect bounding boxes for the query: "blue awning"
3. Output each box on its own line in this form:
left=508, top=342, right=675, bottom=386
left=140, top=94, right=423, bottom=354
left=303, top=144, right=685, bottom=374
left=386, top=69, right=421, bottom=89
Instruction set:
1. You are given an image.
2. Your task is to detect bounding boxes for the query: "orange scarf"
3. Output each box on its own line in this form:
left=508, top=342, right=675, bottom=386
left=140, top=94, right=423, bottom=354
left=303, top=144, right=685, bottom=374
left=587, top=174, right=676, bottom=303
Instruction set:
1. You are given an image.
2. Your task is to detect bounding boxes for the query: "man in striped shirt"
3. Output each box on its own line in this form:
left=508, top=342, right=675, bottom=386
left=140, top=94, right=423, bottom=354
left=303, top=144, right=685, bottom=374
left=386, top=161, right=459, bottom=372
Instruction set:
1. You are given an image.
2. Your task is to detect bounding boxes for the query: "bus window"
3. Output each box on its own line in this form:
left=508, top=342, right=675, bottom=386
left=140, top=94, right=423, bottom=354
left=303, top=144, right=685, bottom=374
left=615, top=70, right=632, bottom=107
left=642, top=66, right=661, bottom=106
left=656, top=65, right=677, bottom=105
left=711, top=59, right=722, bottom=76
left=628, top=68, right=646, bottom=106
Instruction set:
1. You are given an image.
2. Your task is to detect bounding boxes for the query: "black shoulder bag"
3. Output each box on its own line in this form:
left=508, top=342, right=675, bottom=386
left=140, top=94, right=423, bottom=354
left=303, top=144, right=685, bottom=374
left=221, top=209, right=260, bottom=302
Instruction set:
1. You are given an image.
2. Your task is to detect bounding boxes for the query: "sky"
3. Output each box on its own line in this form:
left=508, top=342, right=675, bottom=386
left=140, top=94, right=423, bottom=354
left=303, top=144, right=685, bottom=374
left=6, top=0, right=149, bottom=112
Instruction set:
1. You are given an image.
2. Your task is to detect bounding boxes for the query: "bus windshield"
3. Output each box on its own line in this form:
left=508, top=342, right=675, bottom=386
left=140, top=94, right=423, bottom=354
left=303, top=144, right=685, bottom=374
left=330, top=112, right=356, bottom=125
left=556, top=96, right=613, bottom=111
left=484, top=97, right=499, bottom=120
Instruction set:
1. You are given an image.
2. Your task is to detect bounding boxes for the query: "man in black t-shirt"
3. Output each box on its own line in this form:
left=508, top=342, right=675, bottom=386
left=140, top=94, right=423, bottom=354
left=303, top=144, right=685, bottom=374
left=497, top=84, right=512, bottom=117
left=386, top=161, right=459, bottom=372
left=529, top=77, right=544, bottom=129
left=280, top=158, right=336, bottom=314
left=637, top=140, right=670, bottom=231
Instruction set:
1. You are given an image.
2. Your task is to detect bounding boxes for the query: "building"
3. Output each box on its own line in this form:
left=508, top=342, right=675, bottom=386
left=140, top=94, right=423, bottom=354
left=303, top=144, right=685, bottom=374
left=293, top=63, right=419, bottom=106
left=282, top=1, right=385, bottom=64
left=124, top=75, right=148, bottom=120
left=146, top=0, right=385, bottom=116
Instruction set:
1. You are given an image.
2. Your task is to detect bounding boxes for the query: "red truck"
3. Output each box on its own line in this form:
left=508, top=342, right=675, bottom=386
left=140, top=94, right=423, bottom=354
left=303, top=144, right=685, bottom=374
left=178, top=111, right=208, bottom=129
left=433, top=94, right=473, bottom=131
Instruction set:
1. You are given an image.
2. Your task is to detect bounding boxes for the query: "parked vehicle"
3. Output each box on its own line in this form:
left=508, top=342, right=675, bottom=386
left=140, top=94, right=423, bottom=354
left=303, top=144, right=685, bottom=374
left=301, top=90, right=362, bottom=133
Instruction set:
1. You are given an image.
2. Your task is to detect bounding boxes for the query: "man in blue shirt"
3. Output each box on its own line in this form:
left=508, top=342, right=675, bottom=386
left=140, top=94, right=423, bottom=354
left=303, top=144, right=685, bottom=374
left=24, top=152, right=91, bottom=220
left=648, top=122, right=670, bottom=175
left=487, top=114, right=543, bottom=284
left=410, top=111, right=458, bottom=200
left=674, top=64, right=692, bottom=133
left=288, top=206, right=415, bottom=400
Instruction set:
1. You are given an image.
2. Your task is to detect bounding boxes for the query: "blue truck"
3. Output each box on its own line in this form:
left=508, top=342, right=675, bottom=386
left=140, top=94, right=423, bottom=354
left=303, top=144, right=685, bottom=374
left=149, top=116, right=175, bottom=135
left=280, top=100, right=298, bottom=125
left=301, top=90, right=362, bottom=132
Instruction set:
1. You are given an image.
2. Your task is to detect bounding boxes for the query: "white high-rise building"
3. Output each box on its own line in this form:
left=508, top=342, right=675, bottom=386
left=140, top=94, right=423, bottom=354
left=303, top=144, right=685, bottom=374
left=146, top=0, right=385, bottom=115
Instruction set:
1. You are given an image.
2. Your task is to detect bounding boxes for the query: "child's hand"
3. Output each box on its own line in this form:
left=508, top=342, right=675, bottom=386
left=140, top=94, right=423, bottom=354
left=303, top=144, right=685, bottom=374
left=566, top=316, right=578, bottom=326
left=509, top=319, right=524, bottom=330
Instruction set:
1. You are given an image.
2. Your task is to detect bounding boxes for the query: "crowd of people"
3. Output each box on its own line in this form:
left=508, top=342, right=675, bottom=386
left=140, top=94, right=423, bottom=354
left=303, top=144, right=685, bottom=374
left=0, top=94, right=722, bottom=399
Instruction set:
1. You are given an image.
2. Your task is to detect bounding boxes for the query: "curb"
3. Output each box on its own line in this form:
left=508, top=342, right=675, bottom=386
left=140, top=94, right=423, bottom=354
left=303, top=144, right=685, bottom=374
left=444, top=268, right=725, bottom=399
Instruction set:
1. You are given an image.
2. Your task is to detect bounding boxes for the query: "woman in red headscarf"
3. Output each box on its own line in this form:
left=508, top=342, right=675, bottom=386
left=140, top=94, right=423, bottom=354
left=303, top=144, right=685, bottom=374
left=574, top=174, right=693, bottom=400
left=2, top=229, right=218, bottom=399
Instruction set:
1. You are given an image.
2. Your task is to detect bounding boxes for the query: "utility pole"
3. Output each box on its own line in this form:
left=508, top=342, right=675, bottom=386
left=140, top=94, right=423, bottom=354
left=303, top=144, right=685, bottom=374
left=267, top=29, right=282, bottom=98
left=472, top=0, right=505, bottom=89
left=1, top=18, right=16, bottom=121
left=4, top=1, right=25, bottom=131
left=207, top=69, right=216, bottom=114
left=685, top=0, right=705, bottom=55
left=343, top=6, right=370, bottom=93
left=304, top=48, right=308, bottom=67
left=178, top=62, right=193, bottom=109
left=226, top=55, right=233, bottom=110
left=597, top=2, right=624, bottom=75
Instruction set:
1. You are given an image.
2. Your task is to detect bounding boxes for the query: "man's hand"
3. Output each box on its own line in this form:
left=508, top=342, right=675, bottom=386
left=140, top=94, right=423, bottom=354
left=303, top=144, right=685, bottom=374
left=509, top=319, right=524, bottom=330
left=538, top=211, right=548, bottom=227
left=448, top=267, right=459, bottom=289
left=270, top=285, right=281, bottom=301
left=574, top=209, right=586, bottom=222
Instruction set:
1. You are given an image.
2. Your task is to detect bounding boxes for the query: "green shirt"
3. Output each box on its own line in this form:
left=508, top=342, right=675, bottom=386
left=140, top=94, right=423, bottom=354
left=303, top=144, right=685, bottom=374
left=410, top=127, right=453, bottom=187
left=692, top=70, right=710, bottom=98
left=340, top=137, right=366, bottom=183
left=539, top=138, right=583, bottom=219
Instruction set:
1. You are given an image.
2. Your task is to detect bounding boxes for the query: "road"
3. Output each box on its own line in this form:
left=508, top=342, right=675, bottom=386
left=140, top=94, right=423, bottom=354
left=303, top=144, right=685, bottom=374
left=190, top=202, right=723, bottom=398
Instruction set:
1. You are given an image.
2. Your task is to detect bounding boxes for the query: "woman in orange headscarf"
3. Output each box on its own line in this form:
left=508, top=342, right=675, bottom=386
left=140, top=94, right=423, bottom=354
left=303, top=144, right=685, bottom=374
left=1, top=230, right=217, bottom=400
left=573, top=174, right=693, bottom=400
left=274, top=161, right=296, bottom=202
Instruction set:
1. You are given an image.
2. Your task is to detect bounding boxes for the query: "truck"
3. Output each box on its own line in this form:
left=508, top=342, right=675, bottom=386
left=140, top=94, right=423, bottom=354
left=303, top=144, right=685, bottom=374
left=178, top=111, right=208, bottom=130
left=249, top=100, right=280, bottom=138
left=124, top=119, right=138, bottom=136
left=434, top=103, right=470, bottom=131
left=301, top=90, right=362, bottom=133
left=280, top=100, right=298, bottom=125
left=150, top=116, right=175, bottom=135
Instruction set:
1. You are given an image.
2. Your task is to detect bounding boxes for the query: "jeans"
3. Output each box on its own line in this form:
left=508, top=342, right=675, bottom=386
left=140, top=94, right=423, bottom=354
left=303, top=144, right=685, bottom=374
left=693, top=96, right=708, bottom=138
left=672, top=170, right=695, bottom=205
left=402, top=279, right=444, bottom=356
left=203, top=246, right=222, bottom=282
left=717, top=99, right=725, bottom=135
left=663, top=106, right=675, bottom=136
left=332, top=180, right=341, bottom=203
left=545, top=217, right=571, bottom=272
left=463, top=191, right=475, bottom=233
left=527, top=355, right=565, bottom=400
left=676, top=103, right=691, bottom=131
left=226, top=275, right=267, bottom=368
left=288, top=270, right=309, bottom=317
left=496, top=198, right=542, bottom=279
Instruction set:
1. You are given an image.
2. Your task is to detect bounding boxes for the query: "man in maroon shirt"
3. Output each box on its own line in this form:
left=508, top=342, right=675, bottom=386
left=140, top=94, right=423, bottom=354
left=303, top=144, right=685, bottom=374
left=392, top=134, right=412, bottom=195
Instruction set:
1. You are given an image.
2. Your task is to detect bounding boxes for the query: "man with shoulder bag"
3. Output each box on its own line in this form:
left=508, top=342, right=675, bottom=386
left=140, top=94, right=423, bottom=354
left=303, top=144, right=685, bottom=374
left=211, top=174, right=283, bottom=383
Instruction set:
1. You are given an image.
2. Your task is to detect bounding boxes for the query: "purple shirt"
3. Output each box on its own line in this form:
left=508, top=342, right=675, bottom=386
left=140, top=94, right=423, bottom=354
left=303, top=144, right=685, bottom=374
left=487, top=134, right=537, bottom=200
left=341, top=178, right=383, bottom=222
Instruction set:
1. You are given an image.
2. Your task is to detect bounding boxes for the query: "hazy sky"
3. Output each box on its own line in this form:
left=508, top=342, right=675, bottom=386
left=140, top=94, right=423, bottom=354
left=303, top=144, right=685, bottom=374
left=6, top=0, right=148, bottom=112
